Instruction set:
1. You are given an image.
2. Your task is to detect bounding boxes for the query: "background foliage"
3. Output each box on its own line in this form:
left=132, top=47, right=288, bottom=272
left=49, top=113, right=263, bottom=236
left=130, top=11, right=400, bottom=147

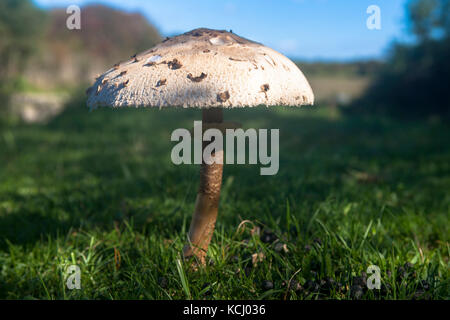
left=345, top=0, right=450, bottom=119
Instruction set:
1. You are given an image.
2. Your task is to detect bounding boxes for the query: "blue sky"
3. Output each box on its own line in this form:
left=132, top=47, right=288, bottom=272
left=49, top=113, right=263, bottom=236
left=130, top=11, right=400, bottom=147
left=34, top=0, right=410, bottom=61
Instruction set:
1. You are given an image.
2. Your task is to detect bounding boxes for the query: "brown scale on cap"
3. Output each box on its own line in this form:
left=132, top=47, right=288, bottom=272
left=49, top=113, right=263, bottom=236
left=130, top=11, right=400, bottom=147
left=217, top=91, right=230, bottom=102
left=187, top=72, right=207, bottom=82
left=260, top=84, right=270, bottom=99
left=123, top=79, right=130, bottom=87
left=229, top=57, right=246, bottom=62
left=156, top=79, right=167, bottom=87
left=119, top=70, right=127, bottom=76
left=168, top=58, right=182, bottom=70
left=183, top=28, right=253, bottom=45
left=295, top=95, right=308, bottom=103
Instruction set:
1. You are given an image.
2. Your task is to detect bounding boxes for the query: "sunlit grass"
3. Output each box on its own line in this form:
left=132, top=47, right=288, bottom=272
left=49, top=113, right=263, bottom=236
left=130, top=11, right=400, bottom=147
left=0, top=102, right=448, bottom=299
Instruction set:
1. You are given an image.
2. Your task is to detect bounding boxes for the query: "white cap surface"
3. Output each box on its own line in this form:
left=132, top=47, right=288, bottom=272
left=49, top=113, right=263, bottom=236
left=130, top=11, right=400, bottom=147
left=86, top=28, right=314, bottom=109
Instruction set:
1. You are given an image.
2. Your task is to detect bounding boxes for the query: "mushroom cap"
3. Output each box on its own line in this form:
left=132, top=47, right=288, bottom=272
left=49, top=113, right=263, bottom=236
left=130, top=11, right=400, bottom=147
left=86, top=28, right=314, bottom=109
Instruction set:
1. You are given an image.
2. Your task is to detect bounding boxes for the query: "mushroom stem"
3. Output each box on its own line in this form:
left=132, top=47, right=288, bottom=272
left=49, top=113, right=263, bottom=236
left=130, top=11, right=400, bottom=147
left=183, top=108, right=224, bottom=265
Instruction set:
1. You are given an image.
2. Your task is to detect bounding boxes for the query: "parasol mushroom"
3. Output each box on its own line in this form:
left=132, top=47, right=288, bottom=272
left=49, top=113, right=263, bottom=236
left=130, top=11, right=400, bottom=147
left=86, top=28, right=314, bottom=266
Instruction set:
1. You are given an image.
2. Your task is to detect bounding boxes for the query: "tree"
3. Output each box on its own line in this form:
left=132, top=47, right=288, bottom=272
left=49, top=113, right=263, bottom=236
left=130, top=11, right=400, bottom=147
left=343, top=0, right=450, bottom=119
left=407, top=0, right=450, bottom=41
left=0, top=0, right=47, bottom=88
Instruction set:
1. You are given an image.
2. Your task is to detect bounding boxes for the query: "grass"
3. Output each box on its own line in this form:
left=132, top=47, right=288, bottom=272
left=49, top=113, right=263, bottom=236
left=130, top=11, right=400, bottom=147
left=0, top=99, right=449, bottom=300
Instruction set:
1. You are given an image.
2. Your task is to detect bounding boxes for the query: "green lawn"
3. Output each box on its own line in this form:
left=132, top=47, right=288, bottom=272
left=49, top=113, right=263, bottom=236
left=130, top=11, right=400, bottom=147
left=0, top=100, right=448, bottom=299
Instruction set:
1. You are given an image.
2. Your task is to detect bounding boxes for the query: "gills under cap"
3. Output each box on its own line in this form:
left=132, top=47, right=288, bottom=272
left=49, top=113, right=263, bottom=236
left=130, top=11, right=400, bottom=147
left=86, top=28, right=314, bottom=109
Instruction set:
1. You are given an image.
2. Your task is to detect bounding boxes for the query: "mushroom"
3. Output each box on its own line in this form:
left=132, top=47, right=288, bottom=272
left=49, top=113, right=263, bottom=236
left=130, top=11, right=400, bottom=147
left=86, top=28, right=314, bottom=266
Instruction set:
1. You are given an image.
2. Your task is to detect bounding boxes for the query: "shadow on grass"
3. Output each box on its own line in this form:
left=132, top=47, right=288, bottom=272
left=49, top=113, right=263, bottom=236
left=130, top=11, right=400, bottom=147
left=0, top=100, right=449, bottom=251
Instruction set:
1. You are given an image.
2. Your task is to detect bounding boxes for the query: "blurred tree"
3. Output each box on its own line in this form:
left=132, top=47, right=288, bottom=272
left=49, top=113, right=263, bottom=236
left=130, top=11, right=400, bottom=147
left=0, top=0, right=47, bottom=102
left=0, top=0, right=47, bottom=80
left=408, top=0, right=450, bottom=40
left=408, top=0, right=439, bottom=40
left=343, top=0, right=450, bottom=119
left=439, top=0, right=450, bottom=35
left=24, top=5, right=162, bottom=89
